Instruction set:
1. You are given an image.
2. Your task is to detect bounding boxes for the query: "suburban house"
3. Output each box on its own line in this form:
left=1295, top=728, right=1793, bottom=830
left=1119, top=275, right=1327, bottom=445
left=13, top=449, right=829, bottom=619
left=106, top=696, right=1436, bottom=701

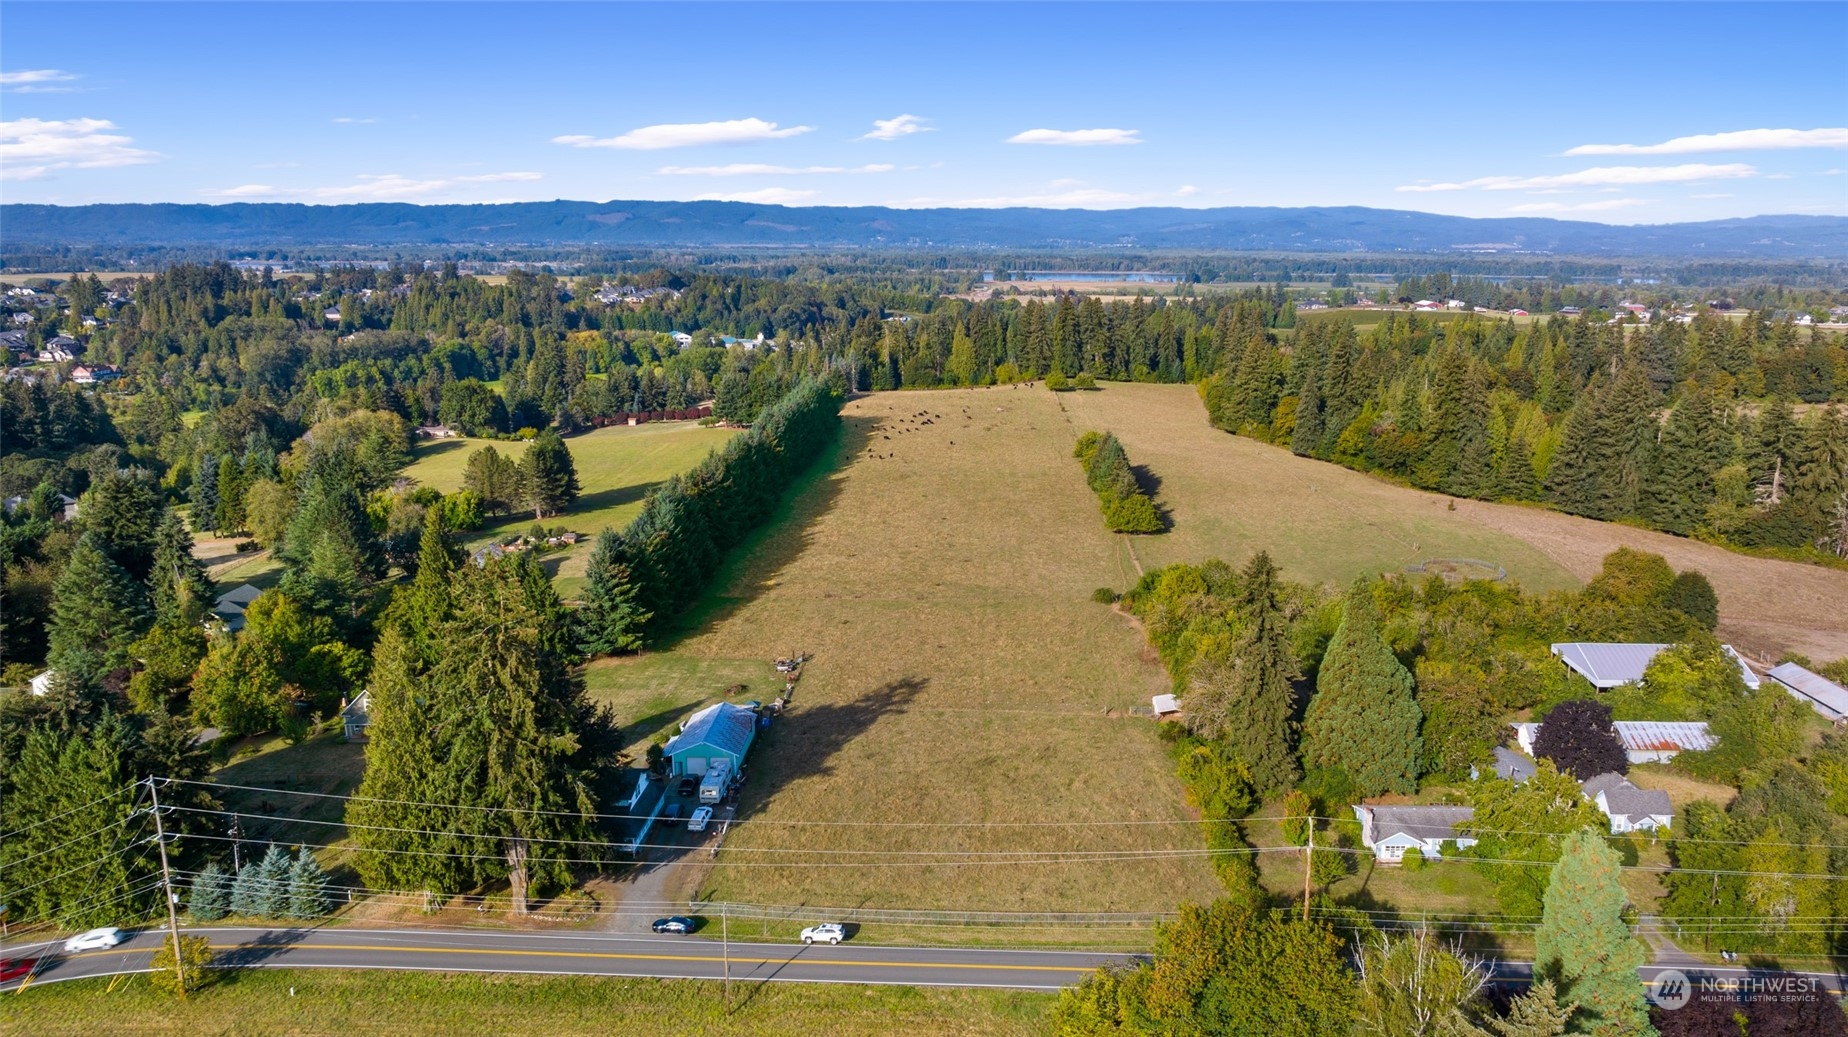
left=1412, top=299, right=1443, bottom=311
left=340, top=691, right=372, bottom=741
left=0, top=329, right=28, bottom=353
left=415, top=424, right=458, bottom=439
left=1512, top=720, right=1716, bottom=765
left=29, top=669, right=57, bottom=697
left=70, top=364, right=122, bottom=385
left=1352, top=804, right=1478, bottom=862
left=670, top=331, right=694, bottom=347
left=1509, top=308, right=1529, bottom=317
left=210, top=583, right=263, bottom=633
left=37, top=345, right=75, bottom=363
left=1551, top=642, right=1760, bottom=691
left=1580, top=772, right=1673, bottom=833
left=1765, top=662, right=1848, bottom=723
left=4, top=493, right=79, bottom=522
left=323, top=307, right=342, bottom=322
left=663, top=702, right=758, bottom=777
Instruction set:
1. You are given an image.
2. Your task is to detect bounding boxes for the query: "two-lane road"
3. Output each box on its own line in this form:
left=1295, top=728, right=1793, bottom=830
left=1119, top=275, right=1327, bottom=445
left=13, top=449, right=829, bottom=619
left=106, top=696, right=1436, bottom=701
left=1, top=926, right=1135, bottom=992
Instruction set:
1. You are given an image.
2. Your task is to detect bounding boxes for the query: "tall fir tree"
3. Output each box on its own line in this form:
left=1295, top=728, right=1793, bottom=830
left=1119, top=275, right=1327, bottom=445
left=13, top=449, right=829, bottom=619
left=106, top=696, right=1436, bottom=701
left=191, top=451, right=220, bottom=532
left=213, top=453, right=247, bottom=535
left=1226, top=551, right=1302, bottom=793
left=520, top=430, right=581, bottom=519
left=0, top=718, right=147, bottom=927
left=576, top=528, right=652, bottom=657
left=149, top=506, right=212, bottom=627
left=349, top=552, right=619, bottom=912
left=1643, top=384, right=1732, bottom=535
left=1534, top=830, right=1650, bottom=1037
left=286, top=848, right=332, bottom=918
left=47, top=532, right=152, bottom=695
left=1301, top=584, right=1424, bottom=797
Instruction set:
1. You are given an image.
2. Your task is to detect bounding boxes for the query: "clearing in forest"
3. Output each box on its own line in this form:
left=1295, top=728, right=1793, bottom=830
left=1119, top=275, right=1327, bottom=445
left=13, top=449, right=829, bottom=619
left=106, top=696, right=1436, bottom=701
left=402, top=421, right=738, bottom=593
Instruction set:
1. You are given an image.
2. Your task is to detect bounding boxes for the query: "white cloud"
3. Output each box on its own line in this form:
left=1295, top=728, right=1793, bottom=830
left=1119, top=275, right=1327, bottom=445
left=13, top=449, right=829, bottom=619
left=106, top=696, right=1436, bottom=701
left=1566, top=127, right=1848, bottom=156
left=861, top=114, right=931, bottom=141
left=1176, top=185, right=1200, bottom=197
left=1006, top=127, right=1141, bottom=147
left=0, top=117, right=159, bottom=180
left=656, top=163, right=894, bottom=176
left=1506, top=198, right=1651, bottom=213
left=554, top=118, right=814, bottom=151
left=200, top=184, right=281, bottom=198
left=1690, top=193, right=1735, bottom=199
left=1397, top=163, right=1756, bottom=193
left=692, top=187, right=821, bottom=204
left=332, top=117, right=380, bottom=125
left=1, top=69, right=81, bottom=93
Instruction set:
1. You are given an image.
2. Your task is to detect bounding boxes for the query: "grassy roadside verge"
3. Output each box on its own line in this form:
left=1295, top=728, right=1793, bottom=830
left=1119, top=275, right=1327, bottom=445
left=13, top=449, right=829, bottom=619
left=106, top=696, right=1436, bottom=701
left=6, top=969, right=1054, bottom=1036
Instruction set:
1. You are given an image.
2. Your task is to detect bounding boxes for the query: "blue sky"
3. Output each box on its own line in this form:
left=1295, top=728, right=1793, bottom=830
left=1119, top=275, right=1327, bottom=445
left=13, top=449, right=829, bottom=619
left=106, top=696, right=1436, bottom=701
left=2, top=2, right=1844, bottom=223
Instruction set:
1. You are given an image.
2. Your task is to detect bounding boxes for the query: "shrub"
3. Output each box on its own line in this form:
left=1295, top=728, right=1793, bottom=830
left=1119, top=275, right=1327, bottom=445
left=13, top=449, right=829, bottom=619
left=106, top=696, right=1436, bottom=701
left=1046, top=368, right=1070, bottom=391
left=1091, top=587, right=1118, bottom=604
left=1073, top=372, right=1097, bottom=389
left=1106, top=493, right=1163, bottom=533
left=148, top=934, right=214, bottom=997
left=1400, top=847, right=1427, bottom=871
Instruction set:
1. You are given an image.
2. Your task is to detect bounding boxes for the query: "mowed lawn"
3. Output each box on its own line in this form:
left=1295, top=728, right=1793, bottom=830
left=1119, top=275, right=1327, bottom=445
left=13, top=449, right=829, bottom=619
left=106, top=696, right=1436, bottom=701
left=9, top=970, right=1053, bottom=1037
left=401, top=422, right=738, bottom=593
left=598, top=386, right=1226, bottom=913
left=1058, top=382, right=1578, bottom=592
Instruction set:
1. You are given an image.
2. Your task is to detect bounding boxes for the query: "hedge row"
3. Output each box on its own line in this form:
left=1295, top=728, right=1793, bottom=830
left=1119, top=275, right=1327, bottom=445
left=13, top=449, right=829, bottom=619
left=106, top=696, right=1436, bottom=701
left=1073, top=430, right=1162, bottom=534
left=622, top=379, right=842, bottom=626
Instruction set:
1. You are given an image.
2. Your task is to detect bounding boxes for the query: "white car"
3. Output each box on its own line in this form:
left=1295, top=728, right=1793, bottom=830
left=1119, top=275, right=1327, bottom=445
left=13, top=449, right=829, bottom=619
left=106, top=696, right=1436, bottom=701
left=800, top=923, right=846, bottom=945
left=687, top=806, right=714, bottom=832
left=63, top=927, right=125, bottom=953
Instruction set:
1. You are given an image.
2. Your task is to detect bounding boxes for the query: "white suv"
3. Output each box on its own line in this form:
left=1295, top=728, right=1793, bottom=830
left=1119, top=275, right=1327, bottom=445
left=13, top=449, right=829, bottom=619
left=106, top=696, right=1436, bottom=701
left=63, top=927, right=125, bottom=953
left=800, top=923, right=846, bottom=945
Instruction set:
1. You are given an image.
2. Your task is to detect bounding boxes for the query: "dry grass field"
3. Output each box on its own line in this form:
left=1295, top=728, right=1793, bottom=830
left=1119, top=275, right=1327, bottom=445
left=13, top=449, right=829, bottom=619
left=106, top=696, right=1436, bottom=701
left=401, top=421, right=737, bottom=594
left=1057, top=382, right=1579, bottom=592
left=1060, top=382, right=1848, bottom=662
left=594, top=386, right=1226, bottom=913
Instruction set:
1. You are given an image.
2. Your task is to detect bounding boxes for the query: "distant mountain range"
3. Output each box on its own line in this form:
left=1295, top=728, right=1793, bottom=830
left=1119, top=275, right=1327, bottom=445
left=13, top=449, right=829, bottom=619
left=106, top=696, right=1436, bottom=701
left=3, top=201, right=1846, bottom=258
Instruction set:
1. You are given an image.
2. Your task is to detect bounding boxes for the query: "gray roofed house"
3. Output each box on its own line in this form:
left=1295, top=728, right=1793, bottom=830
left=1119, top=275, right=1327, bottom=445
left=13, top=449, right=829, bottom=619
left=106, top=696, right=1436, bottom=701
left=1473, top=745, right=1537, bottom=783
left=1766, top=662, right=1848, bottom=722
left=340, top=690, right=372, bottom=741
left=1551, top=642, right=1760, bottom=690
left=1352, top=804, right=1478, bottom=862
left=1580, top=772, right=1673, bottom=833
left=210, top=583, right=263, bottom=633
left=663, top=702, right=758, bottom=777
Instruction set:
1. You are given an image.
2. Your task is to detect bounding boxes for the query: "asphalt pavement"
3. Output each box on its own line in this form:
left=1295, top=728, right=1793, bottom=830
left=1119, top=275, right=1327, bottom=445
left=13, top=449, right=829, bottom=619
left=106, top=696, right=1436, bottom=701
left=0, top=925, right=1134, bottom=993
left=3, top=926, right=1841, bottom=998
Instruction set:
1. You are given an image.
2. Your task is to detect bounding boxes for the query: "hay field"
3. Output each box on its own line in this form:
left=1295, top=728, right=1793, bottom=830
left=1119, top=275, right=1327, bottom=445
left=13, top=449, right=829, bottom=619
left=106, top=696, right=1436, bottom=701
left=401, top=422, right=737, bottom=591
left=601, top=386, right=1225, bottom=913
left=1059, top=382, right=1848, bottom=662
left=1057, top=382, right=1578, bottom=592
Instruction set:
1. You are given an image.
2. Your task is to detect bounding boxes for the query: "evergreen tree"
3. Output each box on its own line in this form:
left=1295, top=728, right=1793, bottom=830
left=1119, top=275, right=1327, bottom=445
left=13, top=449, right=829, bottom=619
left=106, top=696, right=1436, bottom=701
left=1486, top=979, right=1575, bottom=1037
left=1534, top=830, right=1650, bottom=1037
left=149, top=506, right=211, bottom=627
left=521, top=429, right=580, bottom=519
left=191, top=451, right=220, bottom=532
left=576, top=528, right=652, bottom=657
left=1301, top=584, right=1423, bottom=797
left=1291, top=366, right=1324, bottom=457
left=213, top=454, right=247, bottom=534
left=81, top=472, right=163, bottom=581
left=286, top=848, right=332, bottom=918
left=463, top=444, right=524, bottom=516
left=48, top=532, right=153, bottom=695
left=1547, top=397, right=1608, bottom=518
left=247, top=844, right=293, bottom=917
left=0, top=719, right=147, bottom=927
left=349, top=552, right=620, bottom=912
left=1598, top=364, right=1659, bottom=519
left=189, top=862, right=231, bottom=921
left=279, top=448, right=384, bottom=616
left=1643, top=385, right=1731, bottom=535
left=1220, top=552, right=1302, bottom=793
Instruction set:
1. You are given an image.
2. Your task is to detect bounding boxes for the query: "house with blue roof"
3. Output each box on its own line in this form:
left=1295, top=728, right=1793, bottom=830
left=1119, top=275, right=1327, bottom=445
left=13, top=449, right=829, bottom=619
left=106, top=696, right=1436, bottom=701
left=663, top=702, right=757, bottom=777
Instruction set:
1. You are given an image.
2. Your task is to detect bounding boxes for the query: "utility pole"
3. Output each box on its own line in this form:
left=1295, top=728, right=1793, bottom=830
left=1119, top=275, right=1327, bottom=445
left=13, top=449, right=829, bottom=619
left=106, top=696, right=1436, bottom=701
left=1302, top=820, right=1313, bottom=924
left=147, top=778, right=188, bottom=997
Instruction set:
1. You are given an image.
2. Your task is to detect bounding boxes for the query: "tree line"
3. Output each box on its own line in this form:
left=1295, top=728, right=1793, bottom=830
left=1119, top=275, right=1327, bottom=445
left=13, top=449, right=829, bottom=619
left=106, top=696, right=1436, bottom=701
left=1073, top=431, right=1162, bottom=534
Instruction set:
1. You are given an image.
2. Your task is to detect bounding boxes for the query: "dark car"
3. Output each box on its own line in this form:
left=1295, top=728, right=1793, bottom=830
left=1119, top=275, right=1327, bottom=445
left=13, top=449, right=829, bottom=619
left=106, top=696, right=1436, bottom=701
left=662, top=802, right=683, bottom=826
left=677, top=777, right=698, bottom=797
left=0, top=958, right=38, bottom=982
left=652, top=916, right=696, bottom=935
